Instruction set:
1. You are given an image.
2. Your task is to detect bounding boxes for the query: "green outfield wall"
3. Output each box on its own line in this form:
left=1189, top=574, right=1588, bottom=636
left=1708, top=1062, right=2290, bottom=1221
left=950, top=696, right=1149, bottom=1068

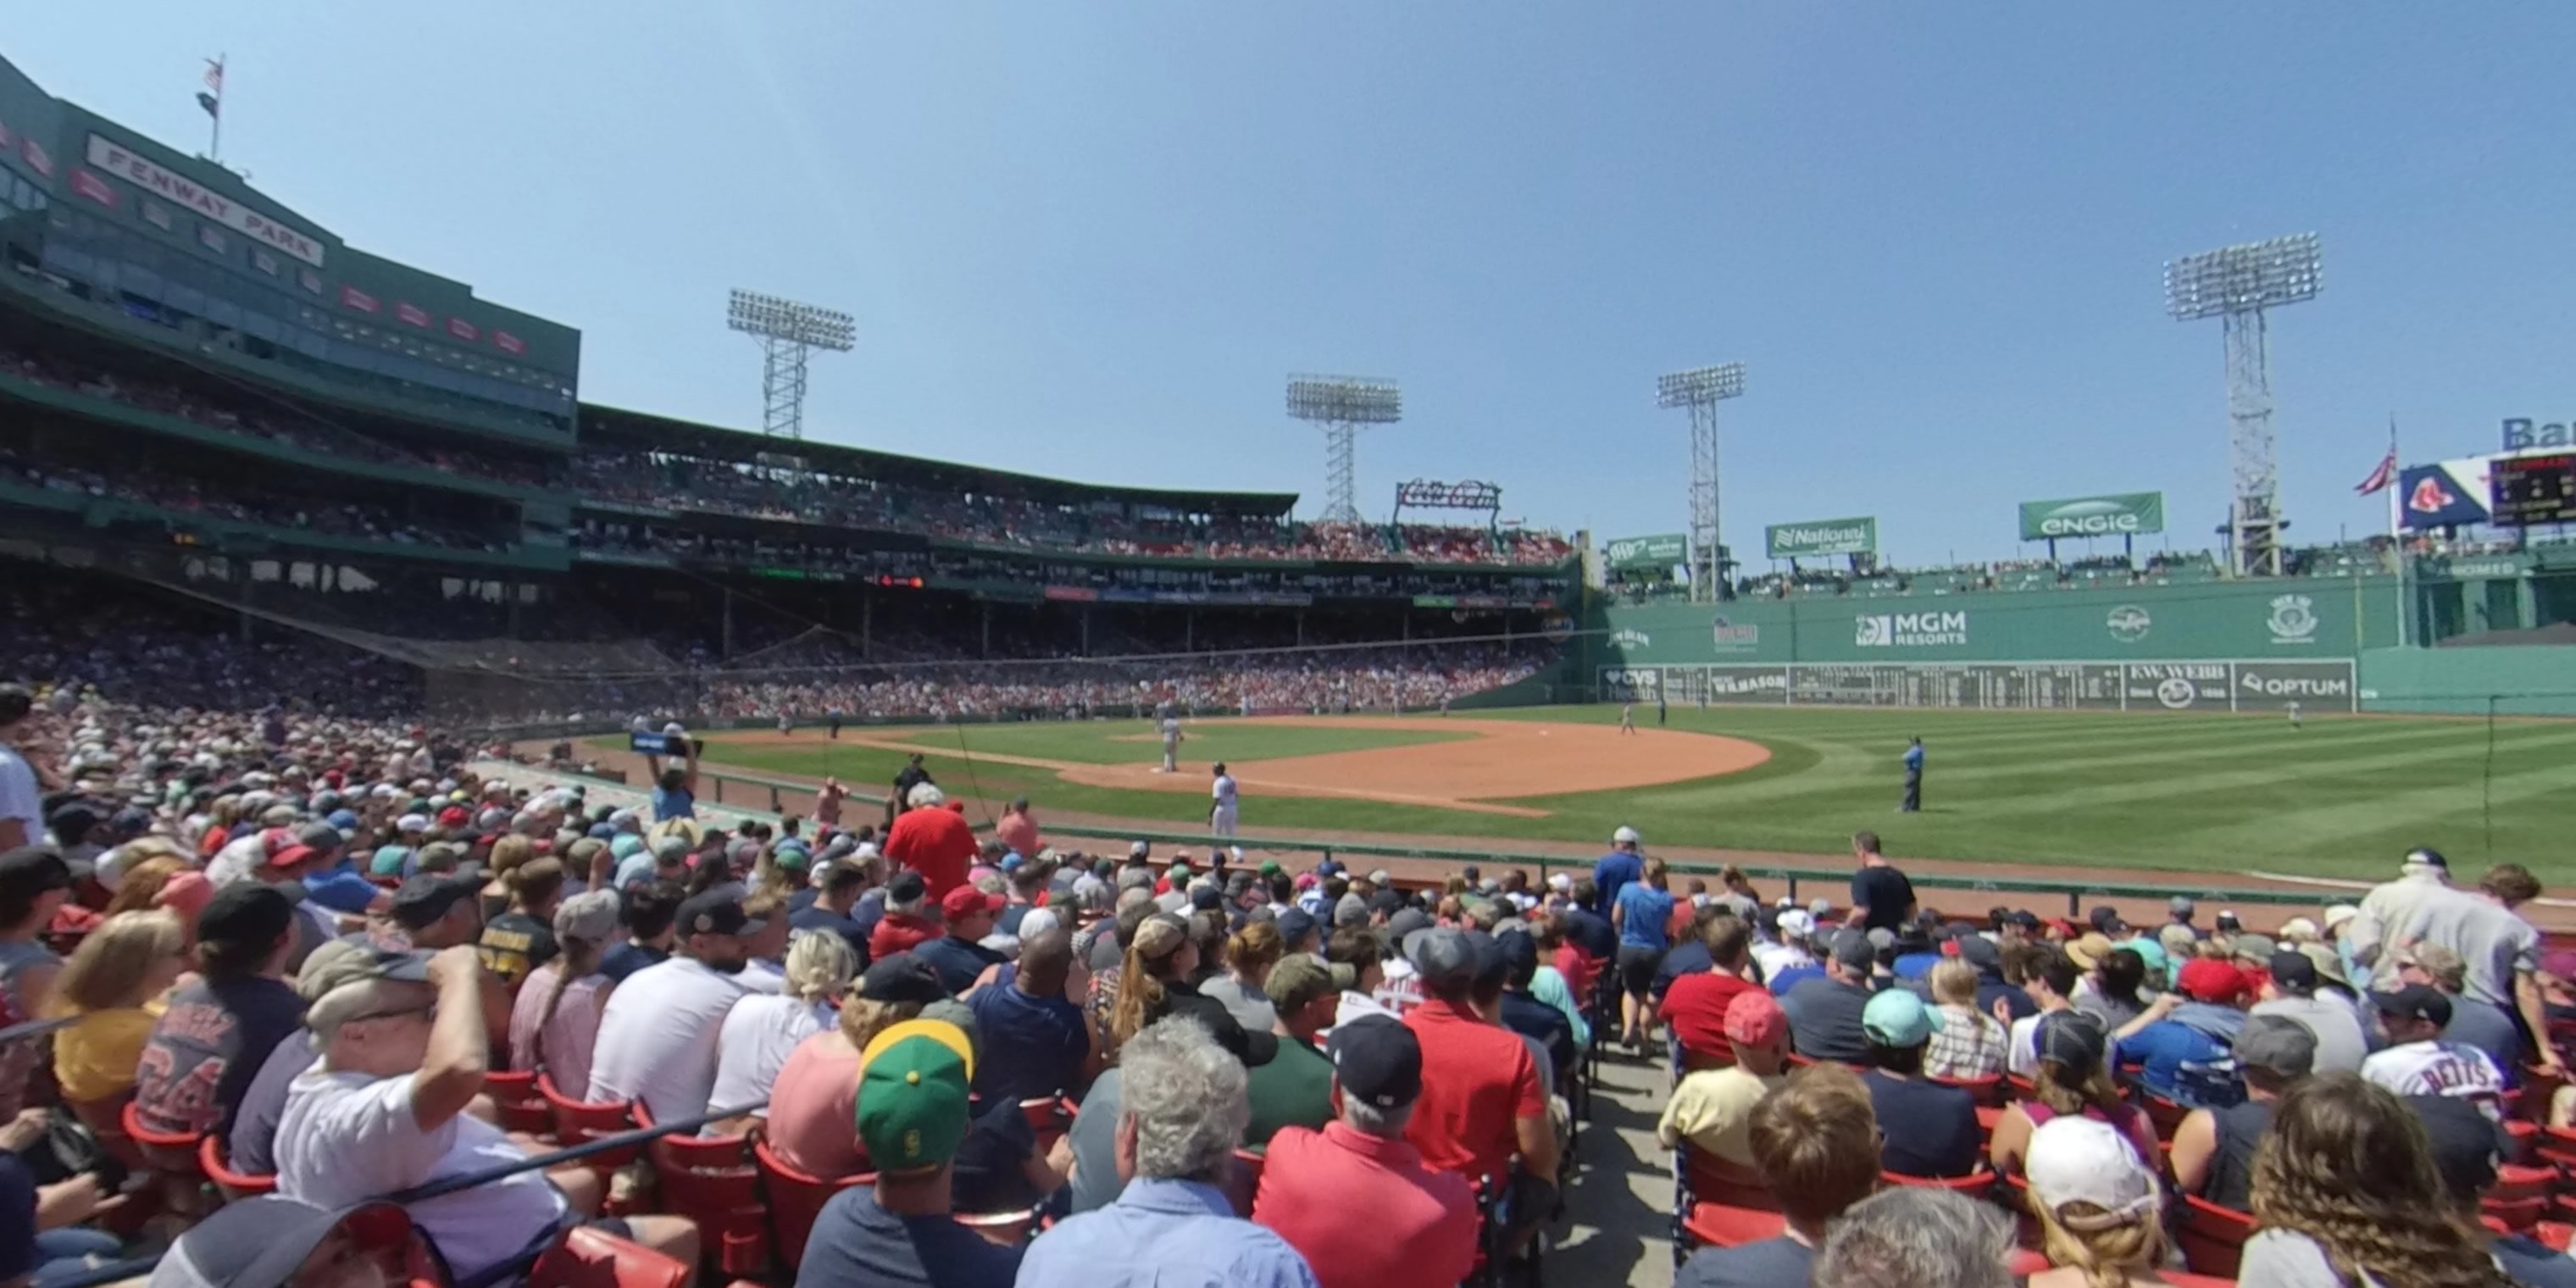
left=1584, top=576, right=2400, bottom=712
left=2358, top=645, right=2576, bottom=717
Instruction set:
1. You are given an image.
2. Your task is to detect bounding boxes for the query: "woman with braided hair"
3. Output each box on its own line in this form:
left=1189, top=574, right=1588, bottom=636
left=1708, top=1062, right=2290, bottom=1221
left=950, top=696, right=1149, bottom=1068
left=2239, top=1072, right=2511, bottom=1288
left=506, top=890, right=619, bottom=1100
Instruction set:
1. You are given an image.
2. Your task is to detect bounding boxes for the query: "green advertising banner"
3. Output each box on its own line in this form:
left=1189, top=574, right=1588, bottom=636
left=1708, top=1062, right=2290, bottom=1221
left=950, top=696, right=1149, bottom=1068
left=2018, top=492, right=2166, bottom=541
left=1605, top=533, right=1688, bottom=570
left=1764, top=517, right=1878, bottom=559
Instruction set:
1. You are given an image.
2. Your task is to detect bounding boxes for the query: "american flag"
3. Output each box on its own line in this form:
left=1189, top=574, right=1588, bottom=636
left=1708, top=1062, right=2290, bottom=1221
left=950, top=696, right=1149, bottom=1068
left=2355, top=415, right=2398, bottom=496
left=197, top=58, right=223, bottom=119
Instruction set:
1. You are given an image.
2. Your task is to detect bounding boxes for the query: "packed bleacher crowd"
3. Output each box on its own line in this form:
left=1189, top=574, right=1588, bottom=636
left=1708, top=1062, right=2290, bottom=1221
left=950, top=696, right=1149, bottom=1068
left=0, top=445, right=512, bottom=552
left=0, top=668, right=2568, bottom=1288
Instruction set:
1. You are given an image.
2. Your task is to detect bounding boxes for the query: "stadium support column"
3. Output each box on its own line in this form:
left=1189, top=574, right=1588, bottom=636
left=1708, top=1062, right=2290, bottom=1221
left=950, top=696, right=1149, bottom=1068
left=1657, top=364, right=1747, bottom=604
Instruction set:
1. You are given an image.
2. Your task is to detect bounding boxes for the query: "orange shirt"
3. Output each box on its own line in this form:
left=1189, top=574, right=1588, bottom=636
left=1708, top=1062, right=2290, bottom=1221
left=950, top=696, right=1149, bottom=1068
left=1402, top=998, right=1543, bottom=1185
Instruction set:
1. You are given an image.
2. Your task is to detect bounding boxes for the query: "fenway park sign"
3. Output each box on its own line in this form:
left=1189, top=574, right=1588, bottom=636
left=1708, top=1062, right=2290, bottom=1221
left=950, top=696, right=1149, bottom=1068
left=85, top=135, right=326, bottom=267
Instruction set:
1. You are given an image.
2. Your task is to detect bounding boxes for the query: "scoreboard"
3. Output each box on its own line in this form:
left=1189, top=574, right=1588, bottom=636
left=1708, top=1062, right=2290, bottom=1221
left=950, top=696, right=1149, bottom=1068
left=2490, top=453, right=2576, bottom=526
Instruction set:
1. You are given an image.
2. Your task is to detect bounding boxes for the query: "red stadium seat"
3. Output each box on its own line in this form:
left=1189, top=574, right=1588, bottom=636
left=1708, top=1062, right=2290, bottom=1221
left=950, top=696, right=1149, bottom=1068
left=1680, top=1143, right=1777, bottom=1211
left=1932, top=1074, right=2006, bottom=1108
left=1880, top=1169, right=1998, bottom=1201
left=1224, top=1149, right=1264, bottom=1218
left=2138, top=1091, right=2189, bottom=1143
left=1020, top=1096, right=1071, bottom=1155
left=119, top=1101, right=205, bottom=1182
left=954, top=1208, right=1041, bottom=1247
left=485, top=1069, right=554, bottom=1136
left=198, top=1133, right=276, bottom=1202
left=633, top=1104, right=767, bottom=1275
left=1679, top=1203, right=1786, bottom=1249
left=752, top=1135, right=869, bottom=1269
left=2176, top=1194, right=2256, bottom=1278
left=538, top=1075, right=641, bottom=1170
left=526, top=1226, right=691, bottom=1288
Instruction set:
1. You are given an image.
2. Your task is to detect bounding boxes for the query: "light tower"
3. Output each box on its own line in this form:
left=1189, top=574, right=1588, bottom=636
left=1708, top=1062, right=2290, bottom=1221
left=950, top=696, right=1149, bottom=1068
left=727, top=289, right=856, bottom=441
left=2163, top=233, right=2323, bottom=578
left=1285, top=375, right=1402, bottom=524
left=1657, top=363, right=1747, bottom=602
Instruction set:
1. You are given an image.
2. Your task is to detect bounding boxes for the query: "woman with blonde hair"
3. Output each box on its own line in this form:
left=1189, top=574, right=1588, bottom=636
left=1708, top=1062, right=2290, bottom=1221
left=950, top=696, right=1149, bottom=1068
left=709, top=929, right=858, bottom=1130
left=1924, top=958, right=2007, bottom=1080
left=763, top=951, right=945, bottom=1176
left=1990, top=1011, right=2158, bottom=1175
left=508, top=890, right=619, bottom=1100
left=2024, top=1116, right=2177, bottom=1288
left=101, top=852, right=190, bottom=919
left=2239, top=1073, right=2510, bottom=1288
left=479, top=835, right=536, bottom=923
left=48, top=909, right=189, bottom=1110
left=1107, top=913, right=1274, bottom=1066
left=1201, top=919, right=1284, bottom=1032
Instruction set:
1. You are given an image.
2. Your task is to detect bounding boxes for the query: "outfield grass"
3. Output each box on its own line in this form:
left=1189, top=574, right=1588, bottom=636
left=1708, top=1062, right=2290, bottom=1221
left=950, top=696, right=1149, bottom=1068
left=641, top=707, right=2576, bottom=884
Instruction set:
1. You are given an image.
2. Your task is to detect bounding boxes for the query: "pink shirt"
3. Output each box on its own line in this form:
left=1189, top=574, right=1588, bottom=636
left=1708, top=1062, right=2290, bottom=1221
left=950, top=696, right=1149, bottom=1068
left=765, top=1031, right=866, bottom=1178
left=507, top=963, right=611, bottom=1102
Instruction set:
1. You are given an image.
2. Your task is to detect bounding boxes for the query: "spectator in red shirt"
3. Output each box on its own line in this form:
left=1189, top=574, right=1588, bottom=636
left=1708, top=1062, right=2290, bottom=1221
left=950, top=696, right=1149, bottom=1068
left=881, top=785, right=974, bottom=898
left=866, top=869, right=941, bottom=963
left=1660, top=913, right=1762, bottom=1066
left=1532, top=909, right=1596, bottom=1003
left=1252, top=1015, right=1479, bottom=1288
left=1402, top=929, right=1557, bottom=1252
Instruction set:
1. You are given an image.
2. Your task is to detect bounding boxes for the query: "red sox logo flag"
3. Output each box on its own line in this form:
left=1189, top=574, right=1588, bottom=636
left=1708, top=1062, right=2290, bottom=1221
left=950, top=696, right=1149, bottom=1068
left=2407, top=474, right=2457, bottom=515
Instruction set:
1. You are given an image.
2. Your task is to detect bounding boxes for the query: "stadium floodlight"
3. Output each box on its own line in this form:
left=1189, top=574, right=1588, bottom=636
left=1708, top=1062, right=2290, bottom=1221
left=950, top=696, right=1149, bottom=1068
left=1285, top=375, right=1402, bottom=525
left=2162, top=233, right=2323, bottom=578
left=727, top=288, right=857, bottom=441
left=1657, top=363, right=1748, bottom=603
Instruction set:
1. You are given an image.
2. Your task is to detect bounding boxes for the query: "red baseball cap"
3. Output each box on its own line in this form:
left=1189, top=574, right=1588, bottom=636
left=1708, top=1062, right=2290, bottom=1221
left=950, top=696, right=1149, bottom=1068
left=941, top=885, right=1006, bottom=920
left=2175, top=958, right=2251, bottom=1004
left=260, top=828, right=317, bottom=870
left=436, top=806, right=470, bottom=829
left=1723, top=991, right=1789, bottom=1049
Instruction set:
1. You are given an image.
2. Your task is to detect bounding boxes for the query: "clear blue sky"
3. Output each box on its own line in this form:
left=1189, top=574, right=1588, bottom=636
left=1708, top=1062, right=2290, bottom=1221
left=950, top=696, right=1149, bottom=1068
left=14, top=4, right=2576, bottom=566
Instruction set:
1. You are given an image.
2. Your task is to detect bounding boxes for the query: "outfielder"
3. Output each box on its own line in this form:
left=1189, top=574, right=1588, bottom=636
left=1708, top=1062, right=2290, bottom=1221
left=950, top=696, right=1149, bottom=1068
left=1618, top=702, right=1636, bottom=735
left=2288, top=700, right=2303, bottom=730
left=1210, top=761, right=1239, bottom=837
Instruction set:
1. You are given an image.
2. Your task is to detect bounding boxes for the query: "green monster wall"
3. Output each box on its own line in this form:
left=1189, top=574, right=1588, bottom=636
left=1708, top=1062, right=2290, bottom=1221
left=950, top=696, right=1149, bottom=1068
left=1584, top=576, right=2402, bottom=713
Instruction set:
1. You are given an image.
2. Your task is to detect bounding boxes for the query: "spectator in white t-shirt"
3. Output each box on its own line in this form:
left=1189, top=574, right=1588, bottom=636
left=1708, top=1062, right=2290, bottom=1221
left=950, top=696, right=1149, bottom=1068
left=586, top=888, right=762, bottom=1123
left=273, top=945, right=698, bottom=1284
left=708, top=929, right=856, bottom=1133
left=2006, top=948, right=2081, bottom=1078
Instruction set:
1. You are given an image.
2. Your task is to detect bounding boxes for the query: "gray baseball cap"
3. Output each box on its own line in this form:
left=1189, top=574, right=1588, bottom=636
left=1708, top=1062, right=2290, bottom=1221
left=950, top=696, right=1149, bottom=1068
left=1413, top=928, right=1478, bottom=993
left=2233, top=1014, right=2317, bottom=1079
left=1829, top=928, right=1876, bottom=969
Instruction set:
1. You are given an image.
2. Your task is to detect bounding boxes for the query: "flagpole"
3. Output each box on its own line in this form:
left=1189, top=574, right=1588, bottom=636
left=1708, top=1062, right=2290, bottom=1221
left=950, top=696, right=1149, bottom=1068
left=2388, top=414, right=2406, bottom=648
left=206, top=55, right=224, bottom=163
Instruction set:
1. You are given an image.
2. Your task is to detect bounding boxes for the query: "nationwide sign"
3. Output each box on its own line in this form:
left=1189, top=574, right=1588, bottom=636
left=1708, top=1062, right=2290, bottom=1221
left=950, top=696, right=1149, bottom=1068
left=2018, top=492, right=2165, bottom=541
left=85, top=136, right=325, bottom=267
left=1604, top=533, right=1688, bottom=570
left=1764, top=516, right=1877, bottom=559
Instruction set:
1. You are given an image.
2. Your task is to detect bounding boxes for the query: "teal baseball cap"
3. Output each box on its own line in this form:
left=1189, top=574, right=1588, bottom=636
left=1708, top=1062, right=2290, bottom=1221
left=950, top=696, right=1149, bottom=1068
left=1862, top=987, right=1946, bottom=1048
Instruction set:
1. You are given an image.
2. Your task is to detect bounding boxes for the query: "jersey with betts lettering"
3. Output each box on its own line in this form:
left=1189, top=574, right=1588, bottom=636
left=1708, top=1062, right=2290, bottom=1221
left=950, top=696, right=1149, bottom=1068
left=2360, top=1040, right=2505, bottom=1113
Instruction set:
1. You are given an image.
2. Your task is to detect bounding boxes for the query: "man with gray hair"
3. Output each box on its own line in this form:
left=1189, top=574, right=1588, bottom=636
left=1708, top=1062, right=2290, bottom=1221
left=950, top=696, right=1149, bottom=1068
left=1252, top=1015, right=1478, bottom=1288
left=1810, top=1185, right=2013, bottom=1288
left=1017, top=1018, right=1318, bottom=1287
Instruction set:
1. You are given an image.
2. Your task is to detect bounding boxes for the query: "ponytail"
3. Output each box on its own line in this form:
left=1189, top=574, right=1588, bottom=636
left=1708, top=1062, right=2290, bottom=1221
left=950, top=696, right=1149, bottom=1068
left=530, top=931, right=608, bottom=1077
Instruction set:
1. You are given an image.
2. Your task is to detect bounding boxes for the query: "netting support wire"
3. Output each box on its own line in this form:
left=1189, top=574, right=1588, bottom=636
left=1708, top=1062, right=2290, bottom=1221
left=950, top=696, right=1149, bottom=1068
left=2484, top=694, right=2498, bottom=858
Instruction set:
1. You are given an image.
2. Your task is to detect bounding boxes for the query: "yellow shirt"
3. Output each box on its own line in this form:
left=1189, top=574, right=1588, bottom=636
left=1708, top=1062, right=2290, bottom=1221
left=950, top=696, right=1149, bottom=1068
left=1656, top=1066, right=1785, bottom=1166
left=54, top=1006, right=158, bottom=1104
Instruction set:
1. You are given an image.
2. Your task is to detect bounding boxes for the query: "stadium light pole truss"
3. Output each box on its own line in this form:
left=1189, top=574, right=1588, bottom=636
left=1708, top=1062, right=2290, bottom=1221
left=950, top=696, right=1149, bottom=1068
left=2163, top=233, right=2322, bottom=579
left=1285, top=375, right=1402, bottom=525
left=727, top=289, right=857, bottom=441
left=1657, top=363, right=1747, bottom=603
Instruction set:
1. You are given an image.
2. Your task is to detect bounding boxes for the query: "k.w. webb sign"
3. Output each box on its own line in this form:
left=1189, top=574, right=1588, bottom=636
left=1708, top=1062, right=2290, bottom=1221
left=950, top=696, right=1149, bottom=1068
left=1765, top=517, right=1877, bottom=559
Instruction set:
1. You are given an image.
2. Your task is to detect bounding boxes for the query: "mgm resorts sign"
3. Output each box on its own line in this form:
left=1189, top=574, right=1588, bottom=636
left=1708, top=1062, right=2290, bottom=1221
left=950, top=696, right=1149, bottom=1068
left=1856, top=609, right=1968, bottom=647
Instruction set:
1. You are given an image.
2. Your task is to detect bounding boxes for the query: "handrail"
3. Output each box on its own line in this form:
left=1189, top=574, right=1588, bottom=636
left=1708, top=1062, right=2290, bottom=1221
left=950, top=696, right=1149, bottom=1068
left=0, top=1015, right=79, bottom=1045
left=42, top=1099, right=769, bottom=1288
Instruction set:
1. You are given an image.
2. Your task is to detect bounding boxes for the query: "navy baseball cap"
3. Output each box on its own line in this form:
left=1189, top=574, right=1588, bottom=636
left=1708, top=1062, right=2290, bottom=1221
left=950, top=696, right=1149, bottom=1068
left=1328, top=1015, right=1424, bottom=1109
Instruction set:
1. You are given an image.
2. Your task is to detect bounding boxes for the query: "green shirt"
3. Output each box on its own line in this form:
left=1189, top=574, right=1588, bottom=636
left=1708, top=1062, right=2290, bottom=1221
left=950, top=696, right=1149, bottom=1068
left=1243, top=1033, right=1335, bottom=1148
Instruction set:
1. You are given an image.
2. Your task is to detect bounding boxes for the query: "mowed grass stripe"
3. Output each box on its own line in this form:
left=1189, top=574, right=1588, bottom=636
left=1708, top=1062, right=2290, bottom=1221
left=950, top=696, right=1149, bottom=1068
left=2165, top=758, right=2576, bottom=858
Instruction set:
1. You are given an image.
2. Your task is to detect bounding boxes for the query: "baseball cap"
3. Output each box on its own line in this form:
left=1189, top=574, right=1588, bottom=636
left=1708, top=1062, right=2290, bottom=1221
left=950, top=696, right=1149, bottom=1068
left=1412, top=929, right=1479, bottom=993
left=146, top=1196, right=419, bottom=1288
left=1265, top=954, right=1337, bottom=1016
left=1723, top=991, right=1789, bottom=1050
left=2321, top=903, right=2361, bottom=934
left=1463, top=930, right=1508, bottom=991
left=1188, top=884, right=1224, bottom=913
left=855, top=1020, right=975, bottom=1172
left=941, top=885, right=1006, bottom=921
left=2086, top=906, right=2129, bottom=935
left=390, top=874, right=480, bottom=930
left=197, top=883, right=295, bottom=952
left=395, top=813, right=430, bottom=834
left=2266, top=951, right=2318, bottom=995
left=1275, top=907, right=1317, bottom=945
left=2409, top=1094, right=2507, bottom=1205
left=1824, top=928, right=1874, bottom=970
left=1776, top=908, right=1816, bottom=939
left=297, top=946, right=435, bottom=1002
left=1328, top=1014, right=1424, bottom=1109
left=2297, top=942, right=2350, bottom=989
left=675, top=889, right=763, bottom=939
left=553, top=890, right=621, bottom=943
left=0, top=846, right=71, bottom=902
left=1956, top=934, right=2001, bottom=970
left=2175, top=958, right=2251, bottom=1004
left=2025, top=1117, right=2161, bottom=1229
left=2230, top=933, right=2278, bottom=963
left=1612, top=826, right=1641, bottom=845
left=258, top=828, right=316, bottom=870
left=2034, top=1010, right=2109, bottom=1078
left=2006, top=910, right=2043, bottom=930
left=1385, top=907, right=1432, bottom=941
left=2168, top=896, right=2195, bottom=917
left=2232, top=1014, right=2317, bottom=1079
left=860, top=952, right=949, bottom=1006
left=887, top=869, right=928, bottom=903
left=2401, top=847, right=2449, bottom=875
left=1862, top=988, right=1945, bottom=1048
left=2371, top=984, right=2453, bottom=1028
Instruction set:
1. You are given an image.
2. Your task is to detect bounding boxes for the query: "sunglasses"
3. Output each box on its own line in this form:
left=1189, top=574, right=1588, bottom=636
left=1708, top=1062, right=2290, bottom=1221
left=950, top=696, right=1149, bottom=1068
left=347, top=1002, right=436, bottom=1025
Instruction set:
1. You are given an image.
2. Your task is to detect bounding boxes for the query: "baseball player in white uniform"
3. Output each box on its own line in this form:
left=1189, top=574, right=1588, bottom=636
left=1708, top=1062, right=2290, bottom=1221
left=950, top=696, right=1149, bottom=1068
left=1210, top=762, right=1239, bottom=838
left=1618, top=702, right=1636, bottom=735
left=1158, top=713, right=1182, bottom=773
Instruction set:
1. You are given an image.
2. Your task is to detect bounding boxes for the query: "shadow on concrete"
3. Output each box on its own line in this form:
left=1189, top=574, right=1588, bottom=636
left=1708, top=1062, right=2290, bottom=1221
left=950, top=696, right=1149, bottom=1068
left=1543, top=1046, right=1676, bottom=1288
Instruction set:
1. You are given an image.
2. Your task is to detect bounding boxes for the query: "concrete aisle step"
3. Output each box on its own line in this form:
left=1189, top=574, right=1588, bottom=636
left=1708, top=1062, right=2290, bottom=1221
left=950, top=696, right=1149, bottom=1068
left=1550, top=1044, right=1677, bottom=1288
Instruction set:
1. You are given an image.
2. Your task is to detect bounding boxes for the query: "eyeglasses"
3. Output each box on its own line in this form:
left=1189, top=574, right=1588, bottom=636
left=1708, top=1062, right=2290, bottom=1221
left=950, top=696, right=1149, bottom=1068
left=347, top=1002, right=436, bottom=1025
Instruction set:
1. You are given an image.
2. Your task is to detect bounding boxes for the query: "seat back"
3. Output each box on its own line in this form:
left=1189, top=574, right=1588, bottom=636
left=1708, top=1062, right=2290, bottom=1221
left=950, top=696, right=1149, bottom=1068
left=954, top=1208, right=1041, bottom=1247
left=1680, top=1143, right=1777, bottom=1211
left=537, top=1074, right=641, bottom=1169
left=525, top=1226, right=689, bottom=1288
left=1224, top=1149, right=1264, bottom=1218
left=484, top=1070, right=554, bottom=1136
left=1881, top=1169, right=1997, bottom=1201
left=197, top=1134, right=278, bottom=1202
left=2175, top=1194, right=2256, bottom=1278
left=119, top=1101, right=206, bottom=1180
left=632, top=1104, right=767, bottom=1275
left=752, top=1136, right=869, bottom=1269
left=1932, top=1074, right=2006, bottom=1108
left=1020, top=1096, right=1072, bottom=1155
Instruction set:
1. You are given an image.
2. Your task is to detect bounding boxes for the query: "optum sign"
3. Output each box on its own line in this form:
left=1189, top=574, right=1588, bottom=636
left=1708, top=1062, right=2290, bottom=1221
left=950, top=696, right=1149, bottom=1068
left=2018, top=492, right=2166, bottom=541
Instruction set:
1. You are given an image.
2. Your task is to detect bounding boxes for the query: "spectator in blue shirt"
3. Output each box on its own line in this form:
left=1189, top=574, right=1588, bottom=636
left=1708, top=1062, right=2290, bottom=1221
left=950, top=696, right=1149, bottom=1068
left=1612, top=859, right=1678, bottom=1050
left=297, top=822, right=387, bottom=916
left=1557, top=879, right=1617, bottom=963
left=966, top=928, right=1096, bottom=1105
left=2115, top=958, right=2250, bottom=1107
left=1015, top=1018, right=1319, bottom=1288
left=1592, top=827, right=1645, bottom=914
